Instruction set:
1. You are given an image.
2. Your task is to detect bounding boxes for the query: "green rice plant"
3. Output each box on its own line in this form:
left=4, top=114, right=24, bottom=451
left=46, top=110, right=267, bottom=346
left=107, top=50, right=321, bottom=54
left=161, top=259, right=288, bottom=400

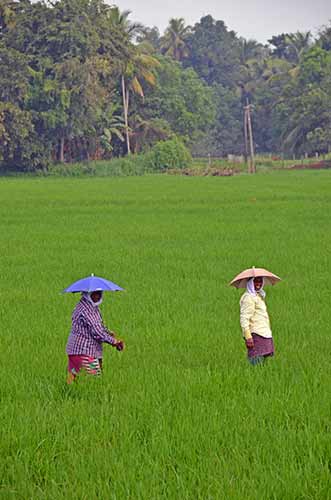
left=0, top=171, right=330, bottom=499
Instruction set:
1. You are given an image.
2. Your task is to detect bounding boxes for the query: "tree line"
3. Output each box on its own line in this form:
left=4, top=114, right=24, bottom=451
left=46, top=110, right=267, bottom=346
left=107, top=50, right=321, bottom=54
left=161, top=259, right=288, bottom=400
left=1, top=0, right=331, bottom=170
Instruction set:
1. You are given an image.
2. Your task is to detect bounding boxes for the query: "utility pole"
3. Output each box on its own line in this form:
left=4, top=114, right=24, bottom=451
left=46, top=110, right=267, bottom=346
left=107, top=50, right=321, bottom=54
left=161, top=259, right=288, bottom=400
left=244, top=100, right=256, bottom=174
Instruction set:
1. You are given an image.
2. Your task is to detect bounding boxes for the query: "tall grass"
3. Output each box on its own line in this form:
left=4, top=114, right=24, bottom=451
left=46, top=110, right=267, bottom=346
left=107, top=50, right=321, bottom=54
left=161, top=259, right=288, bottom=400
left=0, top=171, right=330, bottom=499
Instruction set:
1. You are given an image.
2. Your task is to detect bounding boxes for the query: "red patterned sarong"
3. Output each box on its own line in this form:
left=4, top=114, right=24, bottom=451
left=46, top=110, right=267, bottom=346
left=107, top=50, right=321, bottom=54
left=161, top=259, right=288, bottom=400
left=67, top=355, right=102, bottom=383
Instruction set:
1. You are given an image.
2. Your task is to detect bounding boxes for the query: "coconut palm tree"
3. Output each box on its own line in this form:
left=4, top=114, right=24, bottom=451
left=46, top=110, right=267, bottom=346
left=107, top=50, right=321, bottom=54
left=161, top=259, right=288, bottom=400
left=108, top=6, right=144, bottom=41
left=237, top=38, right=270, bottom=102
left=108, top=7, right=159, bottom=154
left=121, top=51, right=160, bottom=153
left=239, top=38, right=267, bottom=65
left=160, top=18, right=191, bottom=61
left=285, top=31, right=312, bottom=64
left=268, top=31, right=312, bottom=65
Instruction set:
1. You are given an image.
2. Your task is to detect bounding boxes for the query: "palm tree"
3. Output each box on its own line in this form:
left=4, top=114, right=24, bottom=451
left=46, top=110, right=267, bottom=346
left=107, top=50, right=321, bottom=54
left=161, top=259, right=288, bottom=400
left=264, top=33, right=312, bottom=83
left=237, top=38, right=270, bottom=102
left=239, top=38, right=267, bottom=65
left=285, top=31, right=312, bottom=65
left=108, top=7, right=160, bottom=154
left=160, top=18, right=191, bottom=61
left=108, top=6, right=144, bottom=41
left=268, top=31, right=312, bottom=65
left=121, top=51, right=160, bottom=153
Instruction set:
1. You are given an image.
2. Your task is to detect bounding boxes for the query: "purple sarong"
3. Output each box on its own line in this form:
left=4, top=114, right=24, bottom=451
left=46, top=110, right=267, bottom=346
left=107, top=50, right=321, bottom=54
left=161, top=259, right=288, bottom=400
left=247, top=333, right=274, bottom=359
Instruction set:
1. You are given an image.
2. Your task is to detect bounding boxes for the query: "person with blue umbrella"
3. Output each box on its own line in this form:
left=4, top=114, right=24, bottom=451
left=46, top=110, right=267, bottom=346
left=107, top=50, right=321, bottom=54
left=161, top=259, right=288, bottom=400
left=63, top=274, right=125, bottom=383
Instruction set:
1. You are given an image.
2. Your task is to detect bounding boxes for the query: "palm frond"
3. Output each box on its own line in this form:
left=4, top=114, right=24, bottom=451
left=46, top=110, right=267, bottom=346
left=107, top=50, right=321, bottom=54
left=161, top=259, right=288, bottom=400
left=131, top=76, right=144, bottom=97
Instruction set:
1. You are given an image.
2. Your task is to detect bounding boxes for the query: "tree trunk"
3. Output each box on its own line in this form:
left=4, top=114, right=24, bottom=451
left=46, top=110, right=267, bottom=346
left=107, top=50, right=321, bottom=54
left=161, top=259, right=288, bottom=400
left=243, top=110, right=249, bottom=165
left=244, top=102, right=255, bottom=173
left=59, top=136, right=65, bottom=163
left=121, top=75, right=131, bottom=155
left=247, top=108, right=256, bottom=173
left=86, top=139, right=90, bottom=161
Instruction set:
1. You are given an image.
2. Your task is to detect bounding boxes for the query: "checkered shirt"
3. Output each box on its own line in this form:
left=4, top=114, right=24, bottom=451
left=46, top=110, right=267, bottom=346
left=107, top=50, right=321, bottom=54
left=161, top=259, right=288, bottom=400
left=66, top=296, right=116, bottom=358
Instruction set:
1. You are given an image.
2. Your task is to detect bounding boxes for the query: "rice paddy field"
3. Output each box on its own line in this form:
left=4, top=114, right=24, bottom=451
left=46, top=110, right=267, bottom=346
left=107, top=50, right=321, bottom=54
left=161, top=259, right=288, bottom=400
left=1, top=170, right=331, bottom=499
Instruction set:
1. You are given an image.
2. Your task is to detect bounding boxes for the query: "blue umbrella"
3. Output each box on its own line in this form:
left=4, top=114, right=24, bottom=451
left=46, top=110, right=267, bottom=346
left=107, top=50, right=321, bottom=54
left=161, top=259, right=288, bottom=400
left=63, top=274, right=124, bottom=293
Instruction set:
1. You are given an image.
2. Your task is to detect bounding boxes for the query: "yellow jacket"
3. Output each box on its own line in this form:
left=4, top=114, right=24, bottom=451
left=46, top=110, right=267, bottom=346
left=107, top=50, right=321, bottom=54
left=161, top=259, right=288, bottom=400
left=240, top=291, right=272, bottom=340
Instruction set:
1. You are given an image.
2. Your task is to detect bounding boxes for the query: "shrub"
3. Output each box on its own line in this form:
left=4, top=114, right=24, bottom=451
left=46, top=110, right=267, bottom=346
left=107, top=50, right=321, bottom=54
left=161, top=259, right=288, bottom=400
left=148, top=138, right=192, bottom=171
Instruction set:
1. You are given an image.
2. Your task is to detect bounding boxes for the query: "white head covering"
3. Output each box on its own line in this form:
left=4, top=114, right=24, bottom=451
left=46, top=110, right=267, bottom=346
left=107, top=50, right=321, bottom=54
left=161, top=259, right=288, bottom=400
left=246, top=277, right=266, bottom=299
left=83, top=291, right=103, bottom=307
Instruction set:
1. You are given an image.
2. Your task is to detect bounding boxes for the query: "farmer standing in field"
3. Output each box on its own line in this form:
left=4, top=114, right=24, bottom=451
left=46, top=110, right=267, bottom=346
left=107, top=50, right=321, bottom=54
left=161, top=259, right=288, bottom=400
left=63, top=274, right=125, bottom=383
left=230, top=267, right=281, bottom=365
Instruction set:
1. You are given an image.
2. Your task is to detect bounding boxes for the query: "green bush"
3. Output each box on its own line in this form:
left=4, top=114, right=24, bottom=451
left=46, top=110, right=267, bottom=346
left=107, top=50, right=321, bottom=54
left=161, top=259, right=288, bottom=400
left=148, top=138, right=192, bottom=171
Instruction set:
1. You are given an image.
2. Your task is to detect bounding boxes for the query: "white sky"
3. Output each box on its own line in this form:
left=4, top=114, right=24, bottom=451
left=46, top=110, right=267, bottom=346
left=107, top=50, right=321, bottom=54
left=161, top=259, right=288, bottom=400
left=110, top=0, right=331, bottom=43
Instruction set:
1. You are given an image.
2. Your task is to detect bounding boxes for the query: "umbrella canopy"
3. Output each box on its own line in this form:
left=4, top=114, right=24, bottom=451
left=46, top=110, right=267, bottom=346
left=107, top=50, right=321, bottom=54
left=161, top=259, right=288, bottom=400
left=230, top=267, right=281, bottom=288
left=63, top=274, right=124, bottom=293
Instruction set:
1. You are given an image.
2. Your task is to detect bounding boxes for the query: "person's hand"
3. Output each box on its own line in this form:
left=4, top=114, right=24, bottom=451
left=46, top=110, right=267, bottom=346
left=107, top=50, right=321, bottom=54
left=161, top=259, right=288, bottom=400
left=245, top=338, right=254, bottom=349
left=115, top=340, right=125, bottom=351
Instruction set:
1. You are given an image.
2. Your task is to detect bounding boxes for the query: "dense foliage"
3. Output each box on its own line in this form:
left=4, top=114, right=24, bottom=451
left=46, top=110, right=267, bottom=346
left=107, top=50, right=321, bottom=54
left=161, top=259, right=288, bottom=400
left=0, top=0, right=331, bottom=170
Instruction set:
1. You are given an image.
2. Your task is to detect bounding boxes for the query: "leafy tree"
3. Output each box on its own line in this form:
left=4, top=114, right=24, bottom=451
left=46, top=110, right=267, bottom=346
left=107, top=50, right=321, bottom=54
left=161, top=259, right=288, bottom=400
left=0, top=0, right=130, bottom=167
left=0, top=102, right=50, bottom=170
left=144, top=57, right=216, bottom=146
left=275, top=47, right=331, bottom=154
left=0, top=44, right=30, bottom=103
left=0, top=42, right=46, bottom=169
left=185, top=15, right=241, bottom=87
left=190, top=84, right=243, bottom=157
